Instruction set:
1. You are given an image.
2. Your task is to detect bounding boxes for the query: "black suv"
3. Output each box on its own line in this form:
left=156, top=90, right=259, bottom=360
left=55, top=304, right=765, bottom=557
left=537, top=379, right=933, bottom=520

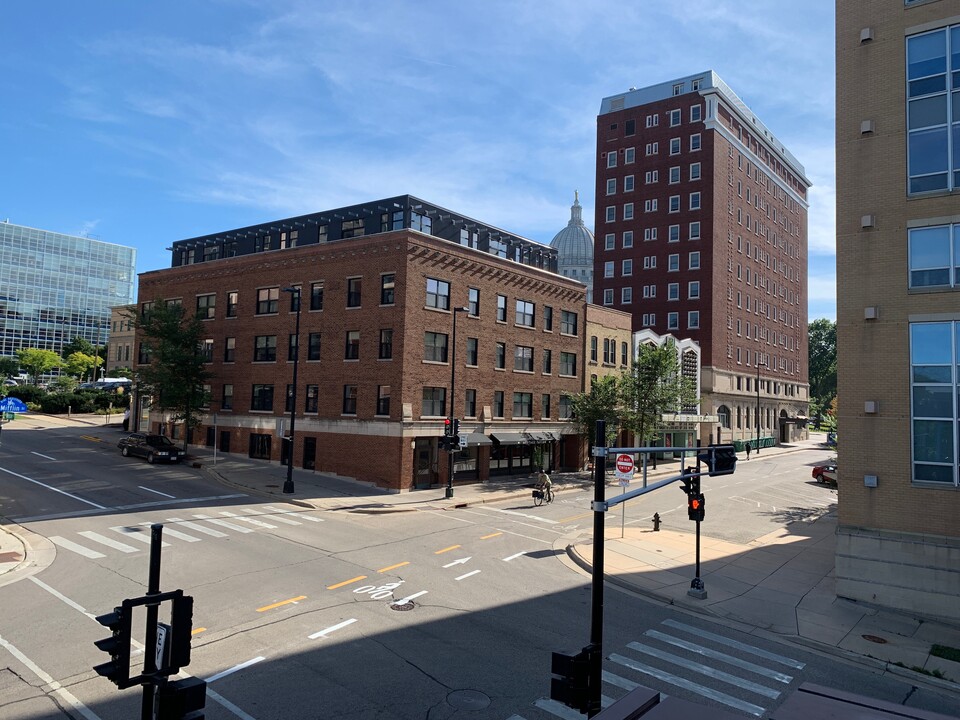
left=118, top=433, right=182, bottom=464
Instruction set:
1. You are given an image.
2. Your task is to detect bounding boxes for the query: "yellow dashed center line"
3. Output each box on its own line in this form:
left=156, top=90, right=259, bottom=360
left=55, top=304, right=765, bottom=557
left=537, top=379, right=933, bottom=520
left=191, top=628, right=206, bottom=635
left=256, top=595, right=307, bottom=612
left=327, top=575, right=367, bottom=590
left=480, top=532, right=503, bottom=540
left=377, top=561, right=410, bottom=573
left=434, top=545, right=461, bottom=554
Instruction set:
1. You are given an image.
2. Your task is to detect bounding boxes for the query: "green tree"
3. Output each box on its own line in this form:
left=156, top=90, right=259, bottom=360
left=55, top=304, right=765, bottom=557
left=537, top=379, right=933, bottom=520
left=569, top=375, right=622, bottom=448
left=808, top=318, right=837, bottom=420
left=63, top=351, right=100, bottom=380
left=61, top=336, right=96, bottom=359
left=0, top=356, right=20, bottom=379
left=133, top=300, right=212, bottom=451
left=16, top=348, right=61, bottom=384
left=620, top=340, right=699, bottom=445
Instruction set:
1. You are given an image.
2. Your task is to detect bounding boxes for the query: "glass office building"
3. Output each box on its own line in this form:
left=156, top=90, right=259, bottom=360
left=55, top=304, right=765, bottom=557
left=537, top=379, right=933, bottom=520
left=0, top=221, right=136, bottom=359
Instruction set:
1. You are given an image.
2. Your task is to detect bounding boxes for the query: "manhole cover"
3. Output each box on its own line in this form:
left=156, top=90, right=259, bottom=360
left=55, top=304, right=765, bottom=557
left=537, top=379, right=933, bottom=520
left=391, top=601, right=415, bottom=611
left=447, top=689, right=490, bottom=710
left=862, top=634, right=888, bottom=644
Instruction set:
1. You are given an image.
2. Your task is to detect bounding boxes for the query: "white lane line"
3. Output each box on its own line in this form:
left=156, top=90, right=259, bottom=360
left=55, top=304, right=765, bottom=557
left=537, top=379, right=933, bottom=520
left=393, top=591, right=428, bottom=606
left=503, top=552, right=528, bottom=562
left=167, top=518, right=228, bottom=538
left=78, top=532, right=139, bottom=553
left=205, top=656, right=265, bottom=684
left=207, top=688, right=260, bottom=720
left=644, top=630, right=793, bottom=683
left=28, top=577, right=97, bottom=620
left=49, top=536, right=105, bottom=559
left=0, top=466, right=107, bottom=509
left=625, top=642, right=780, bottom=699
left=219, top=511, right=277, bottom=529
left=455, top=570, right=481, bottom=581
left=138, top=486, right=176, bottom=498
left=602, top=670, right=641, bottom=691
left=661, top=619, right=805, bottom=669
left=487, top=507, right=558, bottom=523
left=114, top=493, right=248, bottom=511
left=610, top=654, right=765, bottom=717
left=192, top=514, right=253, bottom=533
left=0, top=634, right=102, bottom=720
left=443, top=557, right=471, bottom=568
left=110, top=527, right=171, bottom=547
left=30, top=451, right=57, bottom=460
left=138, top=522, right=200, bottom=543
left=245, top=509, right=300, bottom=525
left=309, top=618, right=357, bottom=640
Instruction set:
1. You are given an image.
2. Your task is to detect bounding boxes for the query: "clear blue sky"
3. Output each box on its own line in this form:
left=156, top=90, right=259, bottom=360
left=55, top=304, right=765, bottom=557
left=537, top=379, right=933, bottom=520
left=0, top=1, right=836, bottom=320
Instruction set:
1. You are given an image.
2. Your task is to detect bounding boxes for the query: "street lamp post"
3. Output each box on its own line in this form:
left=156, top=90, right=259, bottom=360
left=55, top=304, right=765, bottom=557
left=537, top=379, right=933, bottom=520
left=756, top=359, right=767, bottom=455
left=281, top=287, right=302, bottom=494
left=446, top=306, right=468, bottom=499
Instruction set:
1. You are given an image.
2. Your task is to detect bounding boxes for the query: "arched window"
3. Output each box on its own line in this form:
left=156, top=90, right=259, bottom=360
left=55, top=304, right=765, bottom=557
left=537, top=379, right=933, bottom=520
left=717, top=405, right=731, bottom=429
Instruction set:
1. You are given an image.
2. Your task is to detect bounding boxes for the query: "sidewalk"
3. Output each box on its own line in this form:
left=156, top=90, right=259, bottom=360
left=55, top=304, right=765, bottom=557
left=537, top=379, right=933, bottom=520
left=3, top=416, right=960, bottom=695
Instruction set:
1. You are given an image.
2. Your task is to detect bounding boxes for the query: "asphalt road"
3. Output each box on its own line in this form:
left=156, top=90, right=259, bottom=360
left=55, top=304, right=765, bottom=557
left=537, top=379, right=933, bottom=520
left=0, top=423, right=956, bottom=720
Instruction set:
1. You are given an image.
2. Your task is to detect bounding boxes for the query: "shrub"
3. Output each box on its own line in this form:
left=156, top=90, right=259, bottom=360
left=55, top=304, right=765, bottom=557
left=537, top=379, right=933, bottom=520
left=40, top=392, right=97, bottom=414
left=8, top=385, right=46, bottom=404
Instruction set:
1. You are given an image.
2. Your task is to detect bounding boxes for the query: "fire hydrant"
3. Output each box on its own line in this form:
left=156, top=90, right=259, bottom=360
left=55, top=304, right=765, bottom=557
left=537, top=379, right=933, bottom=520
left=652, top=512, right=661, bottom=531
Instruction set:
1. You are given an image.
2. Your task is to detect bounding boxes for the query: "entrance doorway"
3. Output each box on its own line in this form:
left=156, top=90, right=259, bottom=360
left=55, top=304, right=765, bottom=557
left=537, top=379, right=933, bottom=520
left=249, top=433, right=271, bottom=459
left=303, top=437, right=316, bottom=470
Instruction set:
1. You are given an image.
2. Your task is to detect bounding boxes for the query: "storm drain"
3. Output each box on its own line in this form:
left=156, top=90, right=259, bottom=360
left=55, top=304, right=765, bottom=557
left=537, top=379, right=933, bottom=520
left=391, top=601, right=416, bottom=611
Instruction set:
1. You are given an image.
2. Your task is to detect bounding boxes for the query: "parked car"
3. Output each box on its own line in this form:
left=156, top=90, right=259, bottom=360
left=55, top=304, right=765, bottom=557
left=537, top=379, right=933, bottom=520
left=812, top=463, right=837, bottom=484
left=118, top=433, right=182, bottom=463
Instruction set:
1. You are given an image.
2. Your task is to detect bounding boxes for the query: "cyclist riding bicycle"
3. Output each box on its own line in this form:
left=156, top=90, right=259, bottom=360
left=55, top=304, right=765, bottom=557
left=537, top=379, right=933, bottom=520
left=537, top=471, right=553, bottom=502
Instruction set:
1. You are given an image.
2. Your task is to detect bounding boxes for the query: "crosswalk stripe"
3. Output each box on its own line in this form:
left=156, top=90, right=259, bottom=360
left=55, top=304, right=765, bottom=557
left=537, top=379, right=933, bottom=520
left=533, top=695, right=615, bottom=718
left=110, top=527, right=171, bottom=547
left=167, top=518, right=228, bottom=538
left=610, top=653, right=765, bottom=717
left=601, top=669, right=641, bottom=692
left=219, top=511, right=277, bottom=529
left=644, top=630, right=793, bottom=683
left=50, top=536, right=105, bottom=559
left=625, top=642, right=780, bottom=699
left=245, top=509, right=300, bottom=525
left=661, top=619, right=806, bottom=669
left=139, top=522, right=201, bottom=543
left=264, top=506, right=323, bottom=522
left=192, top=514, right=253, bottom=533
left=78, top=531, right=139, bottom=553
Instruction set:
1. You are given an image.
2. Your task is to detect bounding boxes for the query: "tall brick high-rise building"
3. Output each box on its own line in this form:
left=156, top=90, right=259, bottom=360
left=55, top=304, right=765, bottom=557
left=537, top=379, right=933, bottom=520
left=836, top=1, right=960, bottom=620
left=594, top=72, right=811, bottom=448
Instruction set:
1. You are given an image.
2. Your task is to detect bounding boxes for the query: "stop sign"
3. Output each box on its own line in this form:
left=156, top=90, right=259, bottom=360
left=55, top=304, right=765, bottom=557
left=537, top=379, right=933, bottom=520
left=615, top=453, right=634, bottom=481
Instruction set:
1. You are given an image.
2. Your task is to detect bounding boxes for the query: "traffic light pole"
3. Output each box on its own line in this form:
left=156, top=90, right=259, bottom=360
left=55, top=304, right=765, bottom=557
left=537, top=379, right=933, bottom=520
left=587, top=419, right=606, bottom=718
left=142, top=524, right=164, bottom=720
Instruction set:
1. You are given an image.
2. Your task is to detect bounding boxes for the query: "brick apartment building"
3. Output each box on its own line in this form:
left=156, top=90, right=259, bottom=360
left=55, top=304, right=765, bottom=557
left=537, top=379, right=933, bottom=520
left=836, top=0, right=960, bottom=619
left=134, top=196, right=594, bottom=491
left=593, top=72, right=811, bottom=448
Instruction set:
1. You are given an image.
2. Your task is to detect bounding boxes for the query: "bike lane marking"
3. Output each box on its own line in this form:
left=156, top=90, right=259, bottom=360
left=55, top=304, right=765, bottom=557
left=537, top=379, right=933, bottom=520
left=206, top=656, right=265, bottom=683
left=309, top=618, right=357, bottom=640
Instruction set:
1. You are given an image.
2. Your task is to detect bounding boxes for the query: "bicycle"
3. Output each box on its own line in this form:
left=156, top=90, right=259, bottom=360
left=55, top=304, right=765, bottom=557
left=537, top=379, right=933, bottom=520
left=532, top=485, right=554, bottom=506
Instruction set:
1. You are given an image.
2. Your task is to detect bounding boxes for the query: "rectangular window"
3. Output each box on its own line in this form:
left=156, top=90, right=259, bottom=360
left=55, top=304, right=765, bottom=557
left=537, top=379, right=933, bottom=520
left=667, top=312, right=679, bottom=330
left=254, top=335, right=277, bottom=362
left=256, top=288, right=279, bottom=315
left=668, top=282, right=679, bottom=300
left=224, top=337, right=236, bottom=362
left=514, top=345, right=534, bottom=372
left=426, top=278, right=450, bottom=310
left=342, top=218, right=365, bottom=239
left=645, top=114, right=659, bottom=128
left=226, top=292, right=238, bottom=317
left=561, top=310, right=578, bottom=335
left=624, top=230, right=634, bottom=247
left=308, top=332, right=322, bottom=361
left=380, top=273, right=395, bottom=305
left=560, top=351, right=577, bottom=376
left=906, top=27, right=955, bottom=193
left=670, top=137, right=681, bottom=155
left=468, top=287, right=480, bottom=316
left=285, top=384, right=294, bottom=413
left=623, top=203, right=634, bottom=221
left=306, top=385, right=319, bottom=413
left=343, top=385, right=358, bottom=415
left=222, top=384, right=233, bottom=410
left=377, top=329, right=392, bottom=360
left=624, top=175, right=635, bottom=192
left=495, top=341, right=506, bottom=369
left=603, top=288, right=614, bottom=305
left=559, top=395, right=572, bottom=420
left=382, top=210, right=404, bottom=232
left=604, top=261, right=614, bottom=278
left=668, top=253, right=680, bottom=271
left=689, top=281, right=701, bottom=299
left=466, top=337, right=478, bottom=365
left=625, top=147, right=636, bottom=163
left=424, top=331, right=449, bottom=362
left=690, top=192, right=701, bottom=210
left=645, top=142, right=658, bottom=155
left=251, top=384, right=274, bottom=411
left=669, top=225, right=680, bottom=242
left=690, top=162, right=701, bottom=180
left=543, top=349, right=552, bottom=374
left=516, top=299, right=535, bottom=327
left=669, top=109, right=681, bottom=126
left=622, top=287, right=633, bottom=304
left=909, top=224, right=958, bottom=287
left=606, top=178, right=617, bottom=195
left=497, top=294, right=507, bottom=322
left=288, top=288, right=301, bottom=312
left=669, top=195, right=681, bottom=213
left=345, top=330, right=360, bottom=360
left=465, top=389, right=477, bottom=417
left=625, top=118, right=636, bottom=136
left=690, top=105, right=702, bottom=123
left=669, top=166, right=680, bottom=184
left=644, top=171, right=658, bottom=184
left=911, top=322, right=960, bottom=484
left=622, top=258, right=633, bottom=276
left=690, top=133, right=702, bottom=151
left=196, top=294, right=216, bottom=320
left=493, top=391, right=504, bottom=418
left=544, top=305, right=553, bottom=331
left=200, top=339, right=213, bottom=362
left=605, top=233, right=616, bottom=250
left=605, top=206, right=616, bottom=222
left=644, top=199, right=658, bottom=212
left=689, top=221, right=701, bottom=240
left=310, top=282, right=324, bottom=310
left=376, top=385, right=390, bottom=416
left=542, top=394, right=551, bottom=419
left=513, top=392, right=533, bottom=418
left=346, top=277, right=362, bottom=307
left=606, top=152, right=617, bottom=168
left=288, top=333, right=298, bottom=361
left=689, top=251, right=701, bottom=269
left=643, top=228, right=656, bottom=242
left=688, top=311, right=700, bottom=329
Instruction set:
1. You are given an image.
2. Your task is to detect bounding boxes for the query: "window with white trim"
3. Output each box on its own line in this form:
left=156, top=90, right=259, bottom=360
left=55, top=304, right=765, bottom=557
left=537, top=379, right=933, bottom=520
left=624, top=175, right=635, bottom=192
left=645, top=171, right=658, bottom=184
left=643, top=228, right=656, bottom=242
left=622, top=259, right=633, bottom=276
left=670, top=137, right=681, bottom=155
left=607, top=153, right=617, bottom=168
left=625, top=147, right=636, bottom=163
left=621, top=287, right=633, bottom=304
left=689, top=251, right=701, bottom=269
left=645, top=142, right=658, bottom=155
left=690, top=162, right=701, bottom=180
left=669, top=195, right=680, bottom=213
left=644, top=199, right=658, bottom=212
left=667, top=312, right=679, bottom=330
left=623, top=203, right=634, bottom=220
left=690, top=192, right=701, bottom=210
left=690, top=133, right=701, bottom=151
left=669, top=109, right=681, bottom=126
left=689, top=281, right=700, bottom=299
left=603, top=288, right=614, bottom=305
left=604, top=261, right=614, bottom=278
left=668, top=254, right=679, bottom=271
left=690, top=104, right=702, bottom=122
left=689, top=221, right=701, bottom=240
left=643, top=284, right=657, bottom=298
left=646, top=114, right=659, bottom=128
left=606, top=178, right=616, bottom=195
left=605, top=233, right=616, bottom=250
left=688, top=311, right=700, bottom=329
left=605, top=206, right=616, bottom=222
left=623, top=230, right=634, bottom=247
left=669, top=225, right=680, bottom=242
left=669, top=166, right=680, bottom=184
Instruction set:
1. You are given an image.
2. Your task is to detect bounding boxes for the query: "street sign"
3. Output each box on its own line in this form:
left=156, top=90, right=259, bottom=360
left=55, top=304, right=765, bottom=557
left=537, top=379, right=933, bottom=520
left=457, top=432, right=468, bottom=449
left=0, top=397, right=28, bottom=413
left=155, top=622, right=170, bottom=672
left=615, top=453, right=634, bottom=484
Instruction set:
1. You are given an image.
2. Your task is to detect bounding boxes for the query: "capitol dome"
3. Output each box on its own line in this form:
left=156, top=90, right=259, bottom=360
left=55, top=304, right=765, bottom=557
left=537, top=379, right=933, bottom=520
left=550, top=191, right=594, bottom=302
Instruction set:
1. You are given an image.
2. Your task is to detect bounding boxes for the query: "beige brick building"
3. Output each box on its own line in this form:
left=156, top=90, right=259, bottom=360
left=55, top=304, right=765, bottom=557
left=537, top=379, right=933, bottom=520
left=836, top=0, right=960, bottom=620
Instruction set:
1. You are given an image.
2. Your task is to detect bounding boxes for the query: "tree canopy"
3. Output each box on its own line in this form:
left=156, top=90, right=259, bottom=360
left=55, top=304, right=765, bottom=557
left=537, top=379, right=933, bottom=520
left=0, top=356, right=20, bottom=379
left=61, top=336, right=97, bottom=359
left=808, top=318, right=837, bottom=407
left=569, top=375, right=622, bottom=446
left=16, top=348, right=61, bottom=383
left=620, top=341, right=699, bottom=445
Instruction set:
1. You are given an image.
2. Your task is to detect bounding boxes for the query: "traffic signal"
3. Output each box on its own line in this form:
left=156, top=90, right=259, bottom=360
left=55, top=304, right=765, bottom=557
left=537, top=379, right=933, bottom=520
left=157, top=677, right=207, bottom=720
left=93, top=605, right=132, bottom=688
left=168, top=594, right=194, bottom=674
left=688, top=492, right=706, bottom=522
left=452, top=418, right=460, bottom=437
left=697, top=444, right=738, bottom=476
left=443, top=418, right=452, bottom=436
left=678, top=467, right=699, bottom=497
left=550, top=649, right=590, bottom=714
